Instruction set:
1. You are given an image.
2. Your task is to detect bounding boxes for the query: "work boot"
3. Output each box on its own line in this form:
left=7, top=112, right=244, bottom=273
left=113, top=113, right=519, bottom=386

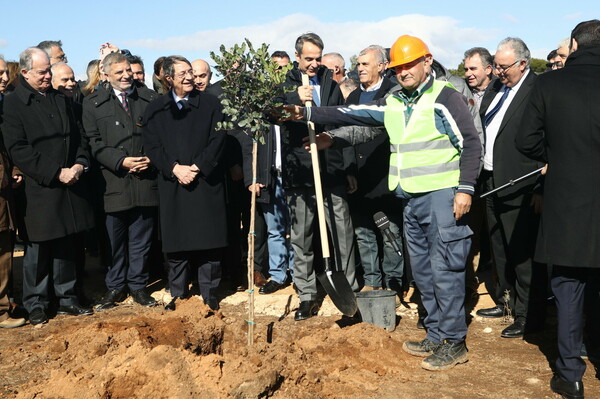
left=421, top=340, right=468, bottom=371
left=402, top=338, right=441, bottom=357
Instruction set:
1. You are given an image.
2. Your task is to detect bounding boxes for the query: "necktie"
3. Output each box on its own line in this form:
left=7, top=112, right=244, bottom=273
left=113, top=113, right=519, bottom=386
left=178, top=100, right=187, bottom=110
left=119, top=92, right=130, bottom=115
left=484, top=87, right=510, bottom=127
left=309, top=75, right=320, bottom=107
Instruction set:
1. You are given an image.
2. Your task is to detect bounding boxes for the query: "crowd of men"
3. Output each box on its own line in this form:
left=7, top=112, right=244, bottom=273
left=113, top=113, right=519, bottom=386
left=0, top=19, right=599, bottom=399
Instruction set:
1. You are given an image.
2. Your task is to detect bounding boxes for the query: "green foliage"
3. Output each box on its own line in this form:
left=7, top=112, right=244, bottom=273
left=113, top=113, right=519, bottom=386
left=210, top=39, right=294, bottom=140
left=530, top=58, right=547, bottom=74
left=349, top=54, right=358, bottom=71
left=448, top=62, right=466, bottom=78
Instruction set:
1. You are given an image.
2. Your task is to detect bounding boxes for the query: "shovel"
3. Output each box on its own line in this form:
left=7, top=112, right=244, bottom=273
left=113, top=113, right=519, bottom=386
left=302, top=74, right=357, bottom=316
left=477, top=167, right=544, bottom=199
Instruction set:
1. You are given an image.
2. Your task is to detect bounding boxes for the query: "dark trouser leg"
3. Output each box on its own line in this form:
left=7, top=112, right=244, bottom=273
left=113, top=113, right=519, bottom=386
left=484, top=174, right=514, bottom=307
left=253, top=205, right=267, bottom=274
left=22, top=241, right=52, bottom=312
left=166, top=252, right=190, bottom=298
left=0, top=231, right=14, bottom=321
left=52, top=235, right=79, bottom=307
left=353, top=210, right=382, bottom=288
left=324, top=188, right=358, bottom=291
left=126, top=207, right=156, bottom=291
left=404, top=189, right=470, bottom=343
left=105, top=210, right=129, bottom=291
left=287, top=187, right=317, bottom=302
left=381, top=211, right=404, bottom=291
left=552, top=265, right=587, bottom=382
left=196, top=248, right=223, bottom=302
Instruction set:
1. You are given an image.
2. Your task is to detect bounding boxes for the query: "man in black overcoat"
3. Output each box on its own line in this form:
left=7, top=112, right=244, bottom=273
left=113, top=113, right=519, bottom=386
left=516, top=19, right=600, bottom=399
left=143, top=55, right=227, bottom=311
left=84, top=52, right=159, bottom=309
left=1, top=47, right=94, bottom=324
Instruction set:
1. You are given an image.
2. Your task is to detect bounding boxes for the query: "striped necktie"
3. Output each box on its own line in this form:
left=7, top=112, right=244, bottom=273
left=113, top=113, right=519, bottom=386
left=119, top=92, right=130, bottom=115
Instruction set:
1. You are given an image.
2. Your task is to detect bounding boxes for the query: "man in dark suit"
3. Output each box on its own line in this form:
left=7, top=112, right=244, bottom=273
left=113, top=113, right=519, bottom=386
left=277, top=33, right=357, bottom=321
left=475, top=38, right=546, bottom=338
left=143, top=55, right=227, bottom=311
left=341, top=45, right=404, bottom=296
left=84, top=52, right=159, bottom=310
left=516, top=19, right=600, bottom=399
left=2, top=47, right=95, bottom=325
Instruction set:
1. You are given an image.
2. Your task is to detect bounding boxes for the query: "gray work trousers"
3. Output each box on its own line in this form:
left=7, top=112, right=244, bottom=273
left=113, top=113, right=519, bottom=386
left=287, top=185, right=358, bottom=302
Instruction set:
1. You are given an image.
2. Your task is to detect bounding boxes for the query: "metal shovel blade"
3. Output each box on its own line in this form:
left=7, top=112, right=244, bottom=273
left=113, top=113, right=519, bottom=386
left=316, top=258, right=358, bottom=316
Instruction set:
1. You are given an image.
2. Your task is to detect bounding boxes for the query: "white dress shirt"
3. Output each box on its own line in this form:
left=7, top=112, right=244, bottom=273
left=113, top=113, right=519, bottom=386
left=483, top=69, right=530, bottom=171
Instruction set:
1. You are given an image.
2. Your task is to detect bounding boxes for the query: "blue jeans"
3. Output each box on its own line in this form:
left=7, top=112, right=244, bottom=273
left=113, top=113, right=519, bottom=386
left=354, top=211, right=404, bottom=289
left=260, top=176, right=294, bottom=284
left=403, top=188, right=472, bottom=343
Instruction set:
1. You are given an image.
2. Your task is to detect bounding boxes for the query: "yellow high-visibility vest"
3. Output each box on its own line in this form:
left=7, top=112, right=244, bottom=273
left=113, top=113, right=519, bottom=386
left=385, top=80, right=461, bottom=193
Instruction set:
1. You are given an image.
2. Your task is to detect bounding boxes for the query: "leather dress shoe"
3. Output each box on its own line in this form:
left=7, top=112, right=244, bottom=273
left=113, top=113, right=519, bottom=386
left=131, top=289, right=158, bottom=307
left=57, top=304, right=93, bottom=316
left=550, top=375, right=584, bottom=399
left=205, top=298, right=220, bottom=311
left=165, top=296, right=185, bottom=311
left=259, top=280, right=285, bottom=295
left=501, top=318, right=525, bottom=338
left=96, top=289, right=127, bottom=310
left=294, top=300, right=319, bottom=321
left=476, top=305, right=505, bottom=318
left=0, top=317, right=26, bottom=328
left=29, top=308, right=48, bottom=325
left=253, top=271, right=267, bottom=287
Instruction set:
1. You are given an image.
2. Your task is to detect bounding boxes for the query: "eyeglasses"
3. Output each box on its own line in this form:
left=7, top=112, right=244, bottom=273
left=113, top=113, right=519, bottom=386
left=493, top=60, right=519, bottom=73
left=174, top=69, right=194, bottom=79
left=546, top=61, right=564, bottom=70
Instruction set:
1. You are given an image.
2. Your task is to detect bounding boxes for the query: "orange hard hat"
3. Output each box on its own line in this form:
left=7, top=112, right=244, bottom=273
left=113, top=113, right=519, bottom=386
left=388, top=35, right=432, bottom=68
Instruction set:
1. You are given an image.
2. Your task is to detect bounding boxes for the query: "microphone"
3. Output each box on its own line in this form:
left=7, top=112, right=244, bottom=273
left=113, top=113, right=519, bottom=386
left=373, top=211, right=402, bottom=256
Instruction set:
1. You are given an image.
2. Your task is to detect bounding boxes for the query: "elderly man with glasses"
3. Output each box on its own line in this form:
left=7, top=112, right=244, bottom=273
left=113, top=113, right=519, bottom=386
left=475, top=38, right=547, bottom=339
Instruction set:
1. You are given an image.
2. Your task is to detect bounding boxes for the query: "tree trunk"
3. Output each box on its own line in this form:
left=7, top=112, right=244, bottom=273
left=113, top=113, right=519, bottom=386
left=246, top=138, right=258, bottom=346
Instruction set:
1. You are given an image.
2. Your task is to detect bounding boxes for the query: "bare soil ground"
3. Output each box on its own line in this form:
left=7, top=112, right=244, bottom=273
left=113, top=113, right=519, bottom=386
left=1, top=254, right=599, bottom=399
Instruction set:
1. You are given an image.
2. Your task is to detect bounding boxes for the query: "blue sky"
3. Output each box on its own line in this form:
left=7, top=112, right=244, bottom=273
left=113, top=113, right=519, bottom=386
left=1, top=1, right=598, bottom=83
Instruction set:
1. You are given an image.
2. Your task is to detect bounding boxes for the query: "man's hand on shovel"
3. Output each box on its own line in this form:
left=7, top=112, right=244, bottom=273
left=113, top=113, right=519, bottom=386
left=302, top=132, right=333, bottom=152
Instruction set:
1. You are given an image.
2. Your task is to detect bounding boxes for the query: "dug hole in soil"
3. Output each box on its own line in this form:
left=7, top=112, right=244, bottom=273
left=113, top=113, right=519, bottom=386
left=1, top=253, right=599, bottom=399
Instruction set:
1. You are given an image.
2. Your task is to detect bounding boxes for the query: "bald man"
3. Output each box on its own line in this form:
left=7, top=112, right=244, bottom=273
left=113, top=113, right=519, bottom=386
left=51, top=63, right=77, bottom=98
left=322, top=52, right=346, bottom=83
left=192, top=59, right=212, bottom=92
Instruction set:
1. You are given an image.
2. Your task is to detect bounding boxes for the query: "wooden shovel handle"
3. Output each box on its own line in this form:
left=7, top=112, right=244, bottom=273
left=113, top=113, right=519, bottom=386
left=302, top=74, right=330, bottom=259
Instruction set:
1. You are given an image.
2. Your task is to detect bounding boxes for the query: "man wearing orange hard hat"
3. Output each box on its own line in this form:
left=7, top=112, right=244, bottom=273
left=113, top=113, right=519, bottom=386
left=289, top=34, right=481, bottom=371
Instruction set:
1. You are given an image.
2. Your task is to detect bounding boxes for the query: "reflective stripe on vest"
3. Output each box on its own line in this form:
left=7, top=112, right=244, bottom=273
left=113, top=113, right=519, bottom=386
left=384, top=80, right=461, bottom=193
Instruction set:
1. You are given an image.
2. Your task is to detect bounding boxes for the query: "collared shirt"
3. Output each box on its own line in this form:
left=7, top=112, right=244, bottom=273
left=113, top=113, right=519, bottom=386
left=396, top=75, right=433, bottom=122
left=471, top=88, right=486, bottom=109
left=113, top=87, right=133, bottom=98
left=483, top=69, right=530, bottom=171
left=309, top=75, right=321, bottom=106
left=172, top=91, right=190, bottom=110
left=360, top=77, right=384, bottom=93
left=274, top=125, right=282, bottom=172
